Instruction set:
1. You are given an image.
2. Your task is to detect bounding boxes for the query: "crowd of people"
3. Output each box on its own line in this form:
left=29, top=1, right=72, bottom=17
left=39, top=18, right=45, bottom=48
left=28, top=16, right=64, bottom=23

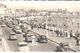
left=54, top=28, right=80, bottom=46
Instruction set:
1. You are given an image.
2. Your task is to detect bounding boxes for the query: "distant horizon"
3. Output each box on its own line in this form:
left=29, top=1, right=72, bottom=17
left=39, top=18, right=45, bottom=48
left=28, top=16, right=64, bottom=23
left=0, top=1, right=80, bottom=12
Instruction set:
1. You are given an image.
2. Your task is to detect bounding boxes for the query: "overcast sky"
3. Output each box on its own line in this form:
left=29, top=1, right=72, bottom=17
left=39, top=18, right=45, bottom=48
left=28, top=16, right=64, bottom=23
left=0, top=1, right=80, bottom=12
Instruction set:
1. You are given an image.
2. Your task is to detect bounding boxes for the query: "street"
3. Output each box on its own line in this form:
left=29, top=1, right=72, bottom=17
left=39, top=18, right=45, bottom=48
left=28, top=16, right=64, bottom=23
left=29, top=41, right=57, bottom=52
left=0, top=25, right=58, bottom=52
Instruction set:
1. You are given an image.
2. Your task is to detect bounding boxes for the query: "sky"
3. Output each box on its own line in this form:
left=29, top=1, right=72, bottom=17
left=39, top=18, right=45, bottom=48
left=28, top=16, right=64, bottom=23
left=0, top=1, right=80, bottom=12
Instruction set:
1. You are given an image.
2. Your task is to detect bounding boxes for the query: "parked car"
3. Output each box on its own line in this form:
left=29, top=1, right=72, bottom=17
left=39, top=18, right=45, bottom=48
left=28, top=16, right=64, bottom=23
left=11, top=21, right=16, bottom=25
left=18, top=42, right=28, bottom=46
left=6, top=22, right=13, bottom=28
left=25, top=34, right=33, bottom=42
left=16, top=29, right=22, bottom=34
left=56, top=46, right=63, bottom=52
left=56, top=42, right=69, bottom=52
left=38, top=35, right=48, bottom=43
left=22, top=28, right=28, bottom=33
left=41, top=25, right=46, bottom=29
left=25, top=34, right=38, bottom=42
left=18, top=42, right=30, bottom=52
left=12, top=26, right=22, bottom=34
left=0, top=38, right=2, bottom=45
left=1, top=23, right=6, bottom=28
left=9, top=33, right=17, bottom=40
left=20, top=25, right=28, bottom=33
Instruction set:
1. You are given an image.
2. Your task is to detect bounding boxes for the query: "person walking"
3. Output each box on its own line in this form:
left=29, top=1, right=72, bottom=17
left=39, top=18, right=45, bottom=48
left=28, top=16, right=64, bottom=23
left=60, top=30, right=63, bottom=37
left=54, top=30, right=60, bottom=37
left=75, top=31, right=79, bottom=37
left=70, top=30, right=73, bottom=39
left=65, top=31, right=68, bottom=37
left=31, top=26, right=33, bottom=30
left=75, top=31, right=80, bottom=46
left=76, top=39, right=79, bottom=46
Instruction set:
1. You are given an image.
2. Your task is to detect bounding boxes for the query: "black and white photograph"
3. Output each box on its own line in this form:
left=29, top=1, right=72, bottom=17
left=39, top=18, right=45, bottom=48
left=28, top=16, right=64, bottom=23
left=0, top=1, right=80, bottom=52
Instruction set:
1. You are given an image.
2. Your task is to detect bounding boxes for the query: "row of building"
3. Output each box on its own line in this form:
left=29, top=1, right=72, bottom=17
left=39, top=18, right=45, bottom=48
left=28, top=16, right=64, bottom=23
left=0, top=3, right=80, bottom=19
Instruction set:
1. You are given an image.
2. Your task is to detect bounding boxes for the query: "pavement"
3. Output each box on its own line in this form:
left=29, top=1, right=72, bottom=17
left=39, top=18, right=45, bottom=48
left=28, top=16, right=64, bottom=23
left=2, top=37, right=10, bottom=51
left=0, top=43, right=4, bottom=51
left=1, top=26, right=19, bottom=51
left=0, top=26, right=4, bottom=51
left=31, top=28, right=79, bottom=52
left=0, top=26, right=11, bottom=51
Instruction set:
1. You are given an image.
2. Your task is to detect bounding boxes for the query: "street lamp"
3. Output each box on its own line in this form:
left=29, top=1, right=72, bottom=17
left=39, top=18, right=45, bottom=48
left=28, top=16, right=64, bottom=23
left=45, top=16, right=48, bottom=37
left=77, top=12, right=80, bottom=33
left=45, top=15, right=50, bottom=37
